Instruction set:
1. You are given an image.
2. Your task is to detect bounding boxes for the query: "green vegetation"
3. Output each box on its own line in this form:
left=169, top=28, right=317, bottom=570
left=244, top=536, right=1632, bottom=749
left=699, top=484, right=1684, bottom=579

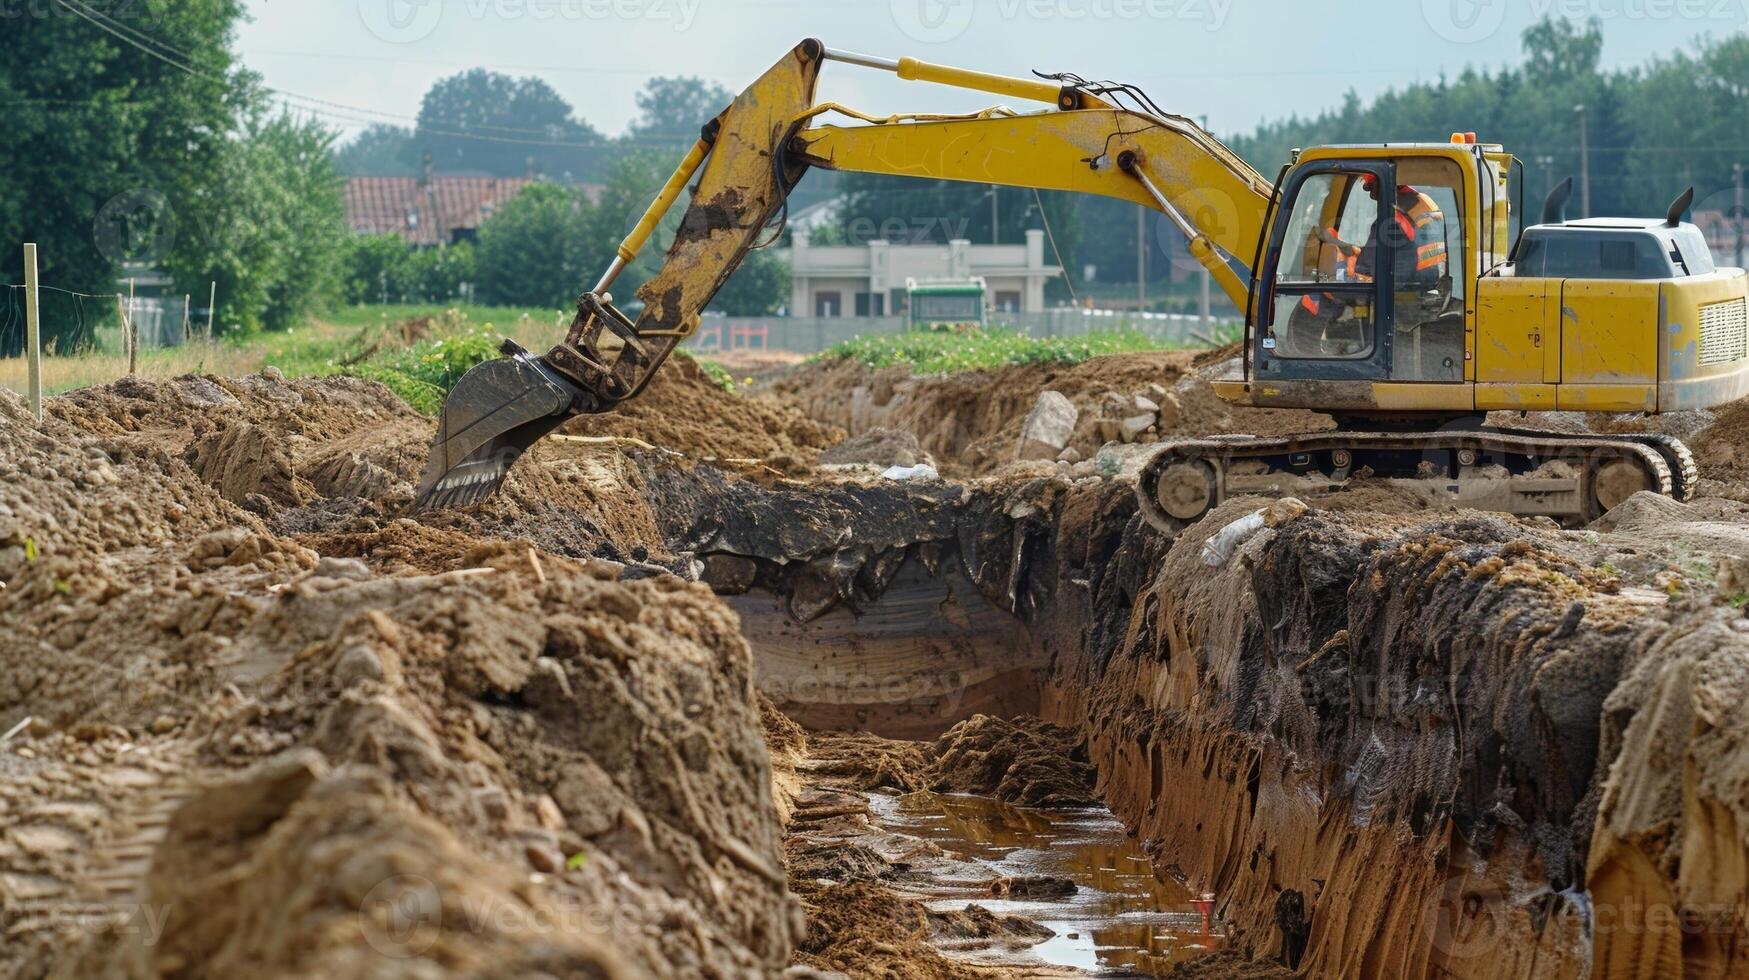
left=822, top=325, right=1174, bottom=375
left=686, top=353, right=737, bottom=392
left=354, top=325, right=504, bottom=415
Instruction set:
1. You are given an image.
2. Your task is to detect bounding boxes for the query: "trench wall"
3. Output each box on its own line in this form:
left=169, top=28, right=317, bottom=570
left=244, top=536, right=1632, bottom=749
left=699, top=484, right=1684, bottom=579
left=671, top=465, right=1749, bottom=977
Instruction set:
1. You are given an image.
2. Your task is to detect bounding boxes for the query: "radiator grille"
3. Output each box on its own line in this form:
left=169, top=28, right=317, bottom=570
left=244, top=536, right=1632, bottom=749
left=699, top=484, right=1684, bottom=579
left=1699, top=298, right=1749, bottom=366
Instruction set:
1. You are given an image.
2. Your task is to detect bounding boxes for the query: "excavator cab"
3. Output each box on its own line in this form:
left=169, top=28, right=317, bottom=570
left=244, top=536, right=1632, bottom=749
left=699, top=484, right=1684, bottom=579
left=1252, top=150, right=1474, bottom=392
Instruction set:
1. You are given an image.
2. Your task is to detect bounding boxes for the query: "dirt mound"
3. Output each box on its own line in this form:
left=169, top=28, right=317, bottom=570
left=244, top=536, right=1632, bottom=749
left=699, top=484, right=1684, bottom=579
left=771, top=351, right=1325, bottom=475
left=790, top=879, right=1050, bottom=979
left=1691, top=395, right=1749, bottom=482
left=46, top=372, right=430, bottom=519
left=562, top=356, right=843, bottom=465
left=928, top=715, right=1098, bottom=807
left=819, top=427, right=932, bottom=469
left=0, top=385, right=803, bottom=977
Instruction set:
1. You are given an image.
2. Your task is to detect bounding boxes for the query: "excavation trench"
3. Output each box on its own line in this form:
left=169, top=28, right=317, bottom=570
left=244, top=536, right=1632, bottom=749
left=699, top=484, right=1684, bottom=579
left=7, top=364, right=1749, bottom=979
left=661, top=463, right=1749, bottom=979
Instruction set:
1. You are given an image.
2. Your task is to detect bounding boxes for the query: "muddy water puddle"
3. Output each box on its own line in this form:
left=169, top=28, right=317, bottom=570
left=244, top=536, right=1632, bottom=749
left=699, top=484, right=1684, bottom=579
left=874, top=791, right=1223, bottom=976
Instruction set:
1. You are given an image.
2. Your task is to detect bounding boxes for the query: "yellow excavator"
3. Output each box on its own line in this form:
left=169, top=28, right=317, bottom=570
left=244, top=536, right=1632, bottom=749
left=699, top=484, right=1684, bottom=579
left=415, top=39, right=1749, bottom=530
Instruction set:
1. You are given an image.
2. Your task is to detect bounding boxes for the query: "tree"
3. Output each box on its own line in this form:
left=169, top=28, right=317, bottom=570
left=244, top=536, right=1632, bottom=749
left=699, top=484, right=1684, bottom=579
left=0, top=0, right=253, bottom=352
left=409, top=70, right=606, bottom=180
left=711, top=250, right=789, bottom=315
left=335, top=124, right=417, bottom=177
left=626, top=77, right=734, bottom=147
left=474, top=183, right=593, bottom=307
left=169, top=110, right=348, bottom=333
left=340, top=235, right=414, bottom=305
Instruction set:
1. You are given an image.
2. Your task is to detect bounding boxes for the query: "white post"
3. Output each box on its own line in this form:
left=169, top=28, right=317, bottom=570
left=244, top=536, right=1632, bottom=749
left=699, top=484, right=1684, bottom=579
left=116, top=294, right=135, bottom=375
left=23, top=243, right=41, bottom=422
left=206, top=281, right=216, bottom=340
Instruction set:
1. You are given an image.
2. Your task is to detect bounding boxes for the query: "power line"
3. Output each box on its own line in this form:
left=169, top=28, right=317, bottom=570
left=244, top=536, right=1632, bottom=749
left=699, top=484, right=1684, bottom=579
left=48, top=0, right=619, bottom=148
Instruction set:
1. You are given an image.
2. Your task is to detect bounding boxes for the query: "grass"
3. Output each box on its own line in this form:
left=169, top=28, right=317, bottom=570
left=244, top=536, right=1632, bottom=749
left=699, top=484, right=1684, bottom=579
left=0, top=303, right=744, bottom=416
left=820, top=325, right=1182, bottom=375
left=0, top=305, right=559, bottom=407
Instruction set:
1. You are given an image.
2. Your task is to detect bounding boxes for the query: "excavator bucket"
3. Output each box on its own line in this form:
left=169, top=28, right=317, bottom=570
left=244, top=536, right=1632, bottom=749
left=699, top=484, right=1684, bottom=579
left=412, top=341, right=590, bottom=511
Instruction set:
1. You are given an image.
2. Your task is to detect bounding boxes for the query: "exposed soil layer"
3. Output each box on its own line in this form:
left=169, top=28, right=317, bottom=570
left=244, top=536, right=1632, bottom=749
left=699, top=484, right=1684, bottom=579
left=11, top=348, right=1749, bottom=979
left=561, top=356, right=843, bottom=470
left=0, top=381, right=799, bottom=979
left=768, top=352, right=1327, bottom=476
left=689, top=462, right=1749, bottom=978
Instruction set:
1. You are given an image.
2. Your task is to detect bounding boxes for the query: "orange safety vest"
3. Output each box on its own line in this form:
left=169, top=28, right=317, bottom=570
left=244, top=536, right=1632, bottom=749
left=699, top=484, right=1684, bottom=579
left=1298, top=189, right=1447, bottom=317
left=1400, top=188, right=1447, bottom=273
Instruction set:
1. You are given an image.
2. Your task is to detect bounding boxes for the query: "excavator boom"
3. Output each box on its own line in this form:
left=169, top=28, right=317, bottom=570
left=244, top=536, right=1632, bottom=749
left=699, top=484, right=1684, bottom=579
left=414, top=38, right=1270, bottom=509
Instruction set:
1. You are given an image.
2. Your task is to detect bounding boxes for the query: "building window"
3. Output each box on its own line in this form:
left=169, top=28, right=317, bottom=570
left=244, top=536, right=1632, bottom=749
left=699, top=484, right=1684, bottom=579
left=815, top=291, right=841, bottom=317
left=995, top=291, right=1021, bottom=313
left=854, top=292, right=885, bottom=316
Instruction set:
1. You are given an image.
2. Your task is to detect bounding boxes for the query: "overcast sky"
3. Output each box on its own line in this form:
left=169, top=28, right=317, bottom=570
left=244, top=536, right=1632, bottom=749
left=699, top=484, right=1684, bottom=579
left=236, top=0, right=1747, bottom=141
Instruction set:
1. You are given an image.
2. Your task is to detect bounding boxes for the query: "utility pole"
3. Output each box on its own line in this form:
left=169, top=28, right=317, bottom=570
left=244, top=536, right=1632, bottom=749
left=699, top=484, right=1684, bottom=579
left=1574, top=105, right=1591, bottom=219
left=23, top=244, right=41, bottom=422
left=1735, top=163, right=1745, bottom=270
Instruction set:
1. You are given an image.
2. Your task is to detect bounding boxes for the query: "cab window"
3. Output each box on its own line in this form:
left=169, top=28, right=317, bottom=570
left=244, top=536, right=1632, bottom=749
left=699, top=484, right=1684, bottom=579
left=1268, top=171, right=1381, bottom=360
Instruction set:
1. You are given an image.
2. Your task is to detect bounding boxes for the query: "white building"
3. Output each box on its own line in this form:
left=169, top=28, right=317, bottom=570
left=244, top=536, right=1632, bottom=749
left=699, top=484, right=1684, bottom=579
left=781, top=227, right=1062, bottom=317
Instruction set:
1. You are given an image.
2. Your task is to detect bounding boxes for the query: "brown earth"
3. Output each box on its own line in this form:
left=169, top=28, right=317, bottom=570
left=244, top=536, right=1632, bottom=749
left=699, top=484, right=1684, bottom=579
left=562, top=355, right=843, bottom=471
left=0, top=378, right=800, bottom=979
left=767, top=351, right=1326, bottom=475
left=9, top=345, right=1749, bottom=978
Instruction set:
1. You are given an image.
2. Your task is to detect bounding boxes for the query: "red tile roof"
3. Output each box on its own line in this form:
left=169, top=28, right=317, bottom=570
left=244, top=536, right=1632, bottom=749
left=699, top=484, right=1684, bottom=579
left=345, top=176, right=536, bottom=246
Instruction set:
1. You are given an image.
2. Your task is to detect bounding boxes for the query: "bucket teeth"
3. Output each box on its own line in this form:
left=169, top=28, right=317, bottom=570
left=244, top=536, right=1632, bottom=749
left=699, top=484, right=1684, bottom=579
left=413, top=458, right=512, bottom=512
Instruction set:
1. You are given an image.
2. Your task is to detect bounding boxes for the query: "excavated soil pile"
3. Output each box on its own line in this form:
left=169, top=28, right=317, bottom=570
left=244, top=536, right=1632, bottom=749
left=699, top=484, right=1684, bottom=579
left=928, top=714, right=1098, bottom=807
left=43, top=372, right=677, bottom=569
left=769, top=351, right=1326, bottom=475
left=561, top=356, right=843, bottom=470
left=0, top=385, right=801, bottom=978
left=50, top=372, right=430, bottom=514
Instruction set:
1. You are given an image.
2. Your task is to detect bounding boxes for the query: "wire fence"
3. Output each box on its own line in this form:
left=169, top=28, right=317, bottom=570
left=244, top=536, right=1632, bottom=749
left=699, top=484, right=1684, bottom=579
left=682, top=308, right=1244, bottom=356
left=1, top=282, right=200, bottom=358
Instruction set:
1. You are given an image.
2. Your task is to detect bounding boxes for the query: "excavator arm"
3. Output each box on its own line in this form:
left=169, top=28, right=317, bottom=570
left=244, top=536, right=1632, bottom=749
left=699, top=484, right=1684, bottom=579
left=415, top=38, right=1274, bottom=510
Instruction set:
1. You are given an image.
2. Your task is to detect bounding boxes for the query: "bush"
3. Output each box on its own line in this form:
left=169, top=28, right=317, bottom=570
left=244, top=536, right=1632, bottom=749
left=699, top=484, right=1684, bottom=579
left=474, top=183, right=592, bottom=308
left=340, top=237, right=475, bottom=305
left=355, top=322, right=503, bottom=414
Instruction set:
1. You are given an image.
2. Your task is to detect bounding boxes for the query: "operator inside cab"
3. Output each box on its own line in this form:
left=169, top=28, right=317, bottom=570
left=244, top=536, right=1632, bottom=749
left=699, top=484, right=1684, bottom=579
left=1288, top=171, right=1451, bottom=358
left=1332, top=173, right=1448, bottom=287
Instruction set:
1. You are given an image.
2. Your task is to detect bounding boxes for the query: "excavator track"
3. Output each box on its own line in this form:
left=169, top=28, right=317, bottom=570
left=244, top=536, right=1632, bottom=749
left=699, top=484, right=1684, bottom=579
left=1135, top=427, right=1686, bottom=535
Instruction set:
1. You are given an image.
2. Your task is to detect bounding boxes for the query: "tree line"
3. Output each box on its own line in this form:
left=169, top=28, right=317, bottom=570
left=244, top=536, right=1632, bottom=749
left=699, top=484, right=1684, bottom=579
left=830, top=17, right=1749, bottom=313
left=7, top=12, right=1745, bottom=355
